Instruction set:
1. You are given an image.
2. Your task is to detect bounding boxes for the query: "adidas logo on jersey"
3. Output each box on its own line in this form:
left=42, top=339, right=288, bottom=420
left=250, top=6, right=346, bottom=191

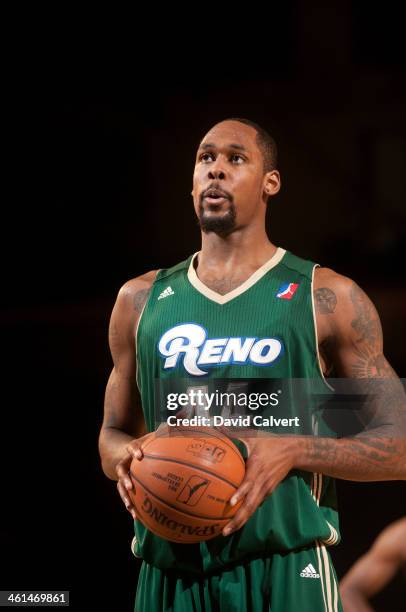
left=158, top=323, right=284, bottom=376
left=300, top=563, right=320, bottom=578
left=158, top=286, right=175, bottom=300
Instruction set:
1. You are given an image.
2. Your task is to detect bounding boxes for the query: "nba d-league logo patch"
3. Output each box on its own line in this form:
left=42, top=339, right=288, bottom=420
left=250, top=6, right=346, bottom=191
left=276, top=282, right=299, bottom=300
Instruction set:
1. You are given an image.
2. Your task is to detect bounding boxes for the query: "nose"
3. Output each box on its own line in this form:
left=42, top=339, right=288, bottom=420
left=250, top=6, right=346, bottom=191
left=208, top=159, right=226, bottom=180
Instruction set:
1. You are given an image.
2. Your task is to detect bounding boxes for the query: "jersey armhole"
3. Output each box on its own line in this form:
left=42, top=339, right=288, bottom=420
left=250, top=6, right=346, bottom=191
left=311, top=264, right=335, bottom=392
left=135, top=270, right=160, bottom=388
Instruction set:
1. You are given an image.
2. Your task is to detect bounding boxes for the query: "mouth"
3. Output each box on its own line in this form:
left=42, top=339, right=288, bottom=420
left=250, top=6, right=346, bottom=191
left=203, top=196, right=229, bottom=205
left=202, top=188, right=230, bottom=205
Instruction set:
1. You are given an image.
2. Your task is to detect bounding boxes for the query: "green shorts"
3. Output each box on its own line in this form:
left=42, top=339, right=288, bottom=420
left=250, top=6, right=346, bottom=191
left=134, top=542, right=342, bottom=612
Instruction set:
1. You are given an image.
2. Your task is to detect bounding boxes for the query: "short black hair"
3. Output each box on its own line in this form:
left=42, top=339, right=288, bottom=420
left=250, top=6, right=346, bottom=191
left=223, top=117, right=278, bottom=173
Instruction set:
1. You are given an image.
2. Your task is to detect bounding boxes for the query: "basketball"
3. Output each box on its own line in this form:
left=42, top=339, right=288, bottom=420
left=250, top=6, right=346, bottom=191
left=128, top=427, right=245, bottom=543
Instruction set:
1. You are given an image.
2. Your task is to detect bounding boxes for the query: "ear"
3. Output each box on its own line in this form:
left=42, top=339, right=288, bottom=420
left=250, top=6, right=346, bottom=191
left=263, top=170, right=281, bottom=197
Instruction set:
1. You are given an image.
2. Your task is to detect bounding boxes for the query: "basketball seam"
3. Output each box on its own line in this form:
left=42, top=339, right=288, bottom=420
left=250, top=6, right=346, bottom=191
left=144, top=428, right=246, bottom=468
left=141, top=453, right=242, bottom=489
left=130, top=471, right=234, bottom=521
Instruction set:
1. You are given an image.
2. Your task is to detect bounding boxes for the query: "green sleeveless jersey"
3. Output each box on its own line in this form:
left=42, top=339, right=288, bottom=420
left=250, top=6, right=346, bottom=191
left=134, top=247, right=340, bottom=574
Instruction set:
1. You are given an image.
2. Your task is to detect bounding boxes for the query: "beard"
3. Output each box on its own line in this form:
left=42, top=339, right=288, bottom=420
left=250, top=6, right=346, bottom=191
left=197, top=197, right=237, bottom=235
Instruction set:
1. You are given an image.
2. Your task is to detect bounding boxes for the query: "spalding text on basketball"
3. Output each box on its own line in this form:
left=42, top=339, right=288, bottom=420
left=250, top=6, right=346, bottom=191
left=141, top=496, right=220, bottom=537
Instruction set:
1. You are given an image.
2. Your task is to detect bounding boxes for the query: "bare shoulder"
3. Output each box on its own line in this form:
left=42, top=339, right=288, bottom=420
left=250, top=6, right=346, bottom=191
left=119, top=269, right=159, bottom=293
left=105, top=270, right=159, bottom=362
left=116, top=270, right=159, bottom=316
left=113, top=270, right=158, bottom=322
left=313, top=267, right=354, bottom=320
left=108, top=270, right=159, bottom=348
left=313, top=265, right=385, bottom=360
left=313, top=267, right=376, bottom=316
left=314, top=267, right=354, bottom=296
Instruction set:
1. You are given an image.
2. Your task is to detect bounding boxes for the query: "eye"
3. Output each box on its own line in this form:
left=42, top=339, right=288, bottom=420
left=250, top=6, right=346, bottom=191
left=230, top=154, right=244, bottom=164
left=200, top=153, right=214, bottom=163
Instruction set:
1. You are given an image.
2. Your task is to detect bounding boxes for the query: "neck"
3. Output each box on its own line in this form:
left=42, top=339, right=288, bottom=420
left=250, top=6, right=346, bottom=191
left=199, top=223, right=276, bottom=270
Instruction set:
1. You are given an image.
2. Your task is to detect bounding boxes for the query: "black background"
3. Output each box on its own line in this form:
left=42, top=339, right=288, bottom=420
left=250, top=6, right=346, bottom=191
left=2, top=3, right=405, bottom=610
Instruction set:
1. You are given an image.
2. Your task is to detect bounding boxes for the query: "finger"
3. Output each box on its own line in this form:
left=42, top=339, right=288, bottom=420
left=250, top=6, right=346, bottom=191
left=117, top=480, right=135, bottom=514
left=116, top=462, right=133, bottom=489
left=223, top=485, right=265, bottom=536
left=229, top=479, right=252, bottom=507
left=229, top=449, right=264, bottom=505
left=117, top=483, right=137, bottom=519
left=228, top=459, right=261, bottom=506
left=126, top=443, right=143, bottom=461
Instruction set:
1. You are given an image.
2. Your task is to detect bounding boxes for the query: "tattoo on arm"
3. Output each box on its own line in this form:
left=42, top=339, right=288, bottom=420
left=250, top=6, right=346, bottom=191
left=307, top=281, right=406, bottom=478
left=348, top=282, right=402, bottom=391
left=351, top=344, right=397, bottom=379
left=302, top=435, right=406, bottom=480
left=314, top=288, right=337, bottom=314
left=345, top=282, right=406, bottom=437
left=350, top=283, right=381, bottom=345
left=133, top=287, right=151, bottom=313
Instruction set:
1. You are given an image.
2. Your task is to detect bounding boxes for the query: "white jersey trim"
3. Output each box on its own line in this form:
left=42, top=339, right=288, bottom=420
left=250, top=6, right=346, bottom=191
left=311, top=264, right=335, bottom=392
left=187, top=247, right=286, bottom=305
left=315, top=540, right=339, bottom=612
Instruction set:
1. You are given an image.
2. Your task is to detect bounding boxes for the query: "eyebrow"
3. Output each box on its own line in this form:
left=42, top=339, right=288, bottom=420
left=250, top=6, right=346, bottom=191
left=200, top=142, right=247, bottom=152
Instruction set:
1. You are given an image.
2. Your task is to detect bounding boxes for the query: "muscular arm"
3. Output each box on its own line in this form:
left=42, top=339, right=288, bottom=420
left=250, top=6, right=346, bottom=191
left=223, top=271, right=406, bottom=536
left=340, top=518, right=406, bottom=611
left=98, top=271, right=156, bottom=480
left=296, top=270, right=406, bottom=480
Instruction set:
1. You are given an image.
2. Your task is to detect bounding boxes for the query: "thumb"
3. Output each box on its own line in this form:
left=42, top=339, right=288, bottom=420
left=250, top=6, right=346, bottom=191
left=126, top=443, right=143, bottom=461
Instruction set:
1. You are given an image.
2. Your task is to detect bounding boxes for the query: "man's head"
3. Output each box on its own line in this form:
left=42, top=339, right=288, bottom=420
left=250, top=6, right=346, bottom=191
left=192, top=118, right=280, bottom=236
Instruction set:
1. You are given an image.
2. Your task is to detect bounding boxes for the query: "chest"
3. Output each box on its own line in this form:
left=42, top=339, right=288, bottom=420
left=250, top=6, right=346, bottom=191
left=138, top=275, right=317, bottom=379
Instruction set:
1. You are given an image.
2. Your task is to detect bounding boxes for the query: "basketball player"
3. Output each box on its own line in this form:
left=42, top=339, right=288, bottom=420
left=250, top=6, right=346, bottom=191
left=98, top=119, right=406, bottom=611
left=340, top=517, right=406, bottom=611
